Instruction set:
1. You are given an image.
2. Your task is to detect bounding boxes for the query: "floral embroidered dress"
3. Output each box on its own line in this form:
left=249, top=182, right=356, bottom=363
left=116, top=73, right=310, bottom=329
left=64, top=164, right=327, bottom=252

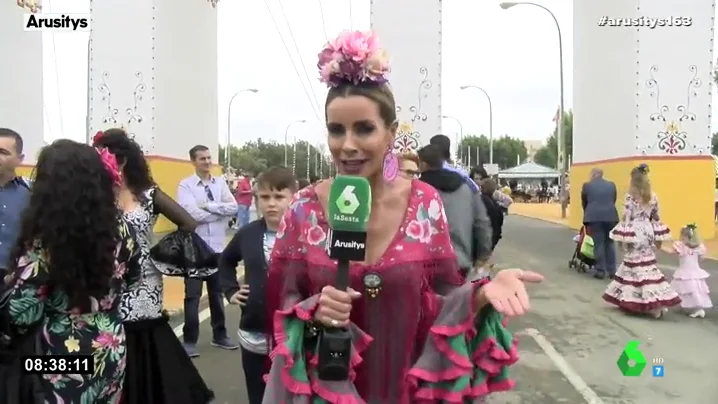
left=7, top=219, right=140, bottom=403
left=603, top=193, right=680, bottom=312
left=264, top=180, right=518, bottom=403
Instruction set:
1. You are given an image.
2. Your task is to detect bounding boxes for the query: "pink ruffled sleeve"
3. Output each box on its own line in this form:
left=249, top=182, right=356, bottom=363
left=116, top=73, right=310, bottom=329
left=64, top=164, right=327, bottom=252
left=672, top=241, right=687, bottom=256
left=407, top=189, right=518, bottom=402
left=674, top=241, right=706, bottom=257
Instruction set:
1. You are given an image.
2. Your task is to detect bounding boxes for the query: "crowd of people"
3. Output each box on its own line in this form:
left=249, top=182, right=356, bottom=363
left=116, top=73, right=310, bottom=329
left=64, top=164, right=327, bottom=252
left=1, top=27, right=710, bottom=404
left=0, top=30, right=545, bottom=403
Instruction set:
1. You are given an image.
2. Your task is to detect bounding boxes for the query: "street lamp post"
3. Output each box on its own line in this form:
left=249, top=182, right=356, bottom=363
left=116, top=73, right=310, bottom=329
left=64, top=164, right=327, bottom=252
left=226, top=88, right=259, bottom=169
left=441, top=115, right=464, bottom=163
left=500, top=1, right=566, bottom=218
left=306, top=141, right=311, bottom=180
left=284, top=120, right=306, bottom=166
left=459, top=85, right=494, bottom=165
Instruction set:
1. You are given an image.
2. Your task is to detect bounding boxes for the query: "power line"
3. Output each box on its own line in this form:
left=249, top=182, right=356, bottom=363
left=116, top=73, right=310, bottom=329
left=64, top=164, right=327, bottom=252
left=348, top=0, right=353, bottom=30
left=275, top=0, right=324, bottom=117
left=261, top=0, right=323, bottom=125
left=317, top=0, right=328, bottom=41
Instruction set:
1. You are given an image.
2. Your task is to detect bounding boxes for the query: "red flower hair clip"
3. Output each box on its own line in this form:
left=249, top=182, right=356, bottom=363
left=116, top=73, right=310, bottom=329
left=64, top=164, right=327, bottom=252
left=92, top=131, right=104, bottom=145
left=95, top=147, right=122, bottom=187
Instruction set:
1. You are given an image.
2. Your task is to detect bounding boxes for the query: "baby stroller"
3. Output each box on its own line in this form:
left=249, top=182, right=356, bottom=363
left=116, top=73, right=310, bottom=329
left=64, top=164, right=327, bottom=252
left=568, top=226, right=595, bottom=273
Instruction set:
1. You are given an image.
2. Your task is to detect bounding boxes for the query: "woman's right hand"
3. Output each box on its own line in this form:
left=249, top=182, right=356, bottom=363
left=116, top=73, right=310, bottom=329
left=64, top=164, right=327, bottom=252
left=314, top=286, right=361, bottom=327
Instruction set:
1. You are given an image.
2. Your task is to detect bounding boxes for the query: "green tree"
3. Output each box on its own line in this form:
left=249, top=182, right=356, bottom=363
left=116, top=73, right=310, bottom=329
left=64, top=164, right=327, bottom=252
left=533, top=109, right=574, bottom=168
left=457, top=135, right=528, bottom=169
left=712, top=133, right=718, bottom=155
left=218, top=139, right=331, bottom=178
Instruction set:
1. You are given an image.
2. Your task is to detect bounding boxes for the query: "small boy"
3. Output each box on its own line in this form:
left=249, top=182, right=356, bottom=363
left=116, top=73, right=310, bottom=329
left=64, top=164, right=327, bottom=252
left=218, top=166, right=297, bottom=404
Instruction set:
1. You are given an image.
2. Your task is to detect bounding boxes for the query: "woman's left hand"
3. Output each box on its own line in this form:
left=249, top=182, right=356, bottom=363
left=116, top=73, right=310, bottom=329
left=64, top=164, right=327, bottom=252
left=475, top=268, right=544, bottom=317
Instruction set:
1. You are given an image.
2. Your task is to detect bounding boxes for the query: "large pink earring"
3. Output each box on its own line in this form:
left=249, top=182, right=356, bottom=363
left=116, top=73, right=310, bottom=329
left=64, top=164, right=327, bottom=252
left=382, top=149, right=399, bottom=182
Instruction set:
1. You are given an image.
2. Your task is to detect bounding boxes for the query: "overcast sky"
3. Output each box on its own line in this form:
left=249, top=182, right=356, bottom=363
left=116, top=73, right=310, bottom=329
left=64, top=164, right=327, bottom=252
left=43, top=0, right=717, bottom=151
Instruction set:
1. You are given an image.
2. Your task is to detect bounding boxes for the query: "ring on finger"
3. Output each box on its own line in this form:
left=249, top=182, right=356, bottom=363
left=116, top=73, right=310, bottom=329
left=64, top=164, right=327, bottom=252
left=330, top=319, right=339, bottom=327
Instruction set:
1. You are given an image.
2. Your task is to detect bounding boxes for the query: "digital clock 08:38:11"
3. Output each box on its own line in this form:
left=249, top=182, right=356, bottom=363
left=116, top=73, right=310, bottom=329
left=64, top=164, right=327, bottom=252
left=22, top=355, right=94, bottom=374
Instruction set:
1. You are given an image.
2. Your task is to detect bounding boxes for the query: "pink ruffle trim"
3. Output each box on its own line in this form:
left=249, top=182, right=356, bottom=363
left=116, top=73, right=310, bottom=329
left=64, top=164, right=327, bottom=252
left=270, top=298, right=373, bottom=404
left=406, top=279, right=519, bottom=403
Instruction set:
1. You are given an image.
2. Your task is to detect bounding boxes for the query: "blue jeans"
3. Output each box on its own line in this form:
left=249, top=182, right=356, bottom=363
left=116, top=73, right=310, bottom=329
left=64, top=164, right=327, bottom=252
left=586, top=221, right=617, bottom=274
left=236, top=204, right=250, bottom=228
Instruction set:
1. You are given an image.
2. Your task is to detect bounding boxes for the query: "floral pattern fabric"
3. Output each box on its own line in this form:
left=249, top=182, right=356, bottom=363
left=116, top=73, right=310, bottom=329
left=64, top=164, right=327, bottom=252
left=604, top=193, right=680, bottom=312
left=264, top=180, right=518, bottom=403
left=7, top=219, right=140, bottom=403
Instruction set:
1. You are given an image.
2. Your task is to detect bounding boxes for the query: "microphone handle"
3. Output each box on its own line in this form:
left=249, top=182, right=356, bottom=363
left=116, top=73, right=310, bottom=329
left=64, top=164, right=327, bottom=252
left=335, top=260, right=350, bottom=290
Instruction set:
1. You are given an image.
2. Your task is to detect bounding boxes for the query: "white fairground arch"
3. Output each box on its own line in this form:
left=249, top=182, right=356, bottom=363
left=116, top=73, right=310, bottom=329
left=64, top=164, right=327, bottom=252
left=370, top=0, right=442, bottom=154
left=87, top=0, right=219, bottom=231
left=2, top=0, right=219, bottom=232
left=570, top=0, right=715, bottom=236
left=1, top=1, right=44, bottom=166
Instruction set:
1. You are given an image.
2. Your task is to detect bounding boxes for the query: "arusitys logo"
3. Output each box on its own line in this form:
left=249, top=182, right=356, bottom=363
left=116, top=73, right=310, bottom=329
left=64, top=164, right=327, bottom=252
left=24, top=13, right=91, bottom=32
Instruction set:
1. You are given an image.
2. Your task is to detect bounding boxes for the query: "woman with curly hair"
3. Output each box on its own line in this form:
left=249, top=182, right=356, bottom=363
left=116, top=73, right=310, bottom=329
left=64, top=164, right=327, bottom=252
left=93, top=129, right=214, bottom=403
left=604, top=163, right=680, bottom=318
left=1, top=139, right=140, bottom=402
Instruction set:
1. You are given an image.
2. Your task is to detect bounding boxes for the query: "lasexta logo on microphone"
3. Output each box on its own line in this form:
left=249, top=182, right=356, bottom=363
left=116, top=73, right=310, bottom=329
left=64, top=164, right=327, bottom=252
left=328, top=177, right=371, bottom=233
left=334, top=185, right=360, bottom=222
left=327, top=177, right=371, bottom=261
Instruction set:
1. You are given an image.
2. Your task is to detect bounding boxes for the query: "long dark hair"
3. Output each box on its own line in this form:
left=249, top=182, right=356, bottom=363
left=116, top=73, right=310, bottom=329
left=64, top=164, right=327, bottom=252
left=93, top=128, right=155, bottom=197
left=10, top=139, right=120, bottom=310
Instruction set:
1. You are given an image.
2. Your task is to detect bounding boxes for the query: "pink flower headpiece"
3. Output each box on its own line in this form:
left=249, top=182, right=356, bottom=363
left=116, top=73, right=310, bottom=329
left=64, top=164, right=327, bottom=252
left=95, top=147, right=122, bottom=187
left=92, top=131, right=104, bottom=145
left=318, top=30, right=390, bottom=87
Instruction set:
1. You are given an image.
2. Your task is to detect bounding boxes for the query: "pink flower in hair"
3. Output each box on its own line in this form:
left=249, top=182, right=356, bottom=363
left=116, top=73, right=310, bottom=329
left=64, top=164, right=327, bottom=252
left=317, top=30, right=390, bottom=87
left=92, top=131, right=104, bottom=145
left=96, top=147, right=122, bottom=186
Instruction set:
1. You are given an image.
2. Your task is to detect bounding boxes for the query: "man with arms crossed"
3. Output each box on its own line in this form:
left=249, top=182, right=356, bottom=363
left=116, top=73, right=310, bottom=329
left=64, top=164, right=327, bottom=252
left=0, top=128, right=30, bottom=283
left=581, top=168, right=619, bottom=279
left=177, top=145, right=239, bottom=356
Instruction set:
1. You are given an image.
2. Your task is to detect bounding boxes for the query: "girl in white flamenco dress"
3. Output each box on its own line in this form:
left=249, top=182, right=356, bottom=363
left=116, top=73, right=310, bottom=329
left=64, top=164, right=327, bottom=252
left=603, top=164, right=680, bottom=319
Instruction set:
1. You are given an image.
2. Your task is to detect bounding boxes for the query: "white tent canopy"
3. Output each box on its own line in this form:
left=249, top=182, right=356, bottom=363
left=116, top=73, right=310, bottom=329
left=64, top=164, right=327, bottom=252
left=498, top=162, right=560, bottom=179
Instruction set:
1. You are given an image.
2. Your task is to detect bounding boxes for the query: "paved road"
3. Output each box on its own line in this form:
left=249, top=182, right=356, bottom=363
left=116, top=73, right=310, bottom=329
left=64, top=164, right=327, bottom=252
left=187, top=215, right=718, bottom=403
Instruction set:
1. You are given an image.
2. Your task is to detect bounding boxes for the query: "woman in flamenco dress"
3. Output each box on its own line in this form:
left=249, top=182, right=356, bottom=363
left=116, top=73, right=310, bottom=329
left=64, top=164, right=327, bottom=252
left=262, top=30, right=544, bottom=403
left=603, top=164, right=680, bottom=318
